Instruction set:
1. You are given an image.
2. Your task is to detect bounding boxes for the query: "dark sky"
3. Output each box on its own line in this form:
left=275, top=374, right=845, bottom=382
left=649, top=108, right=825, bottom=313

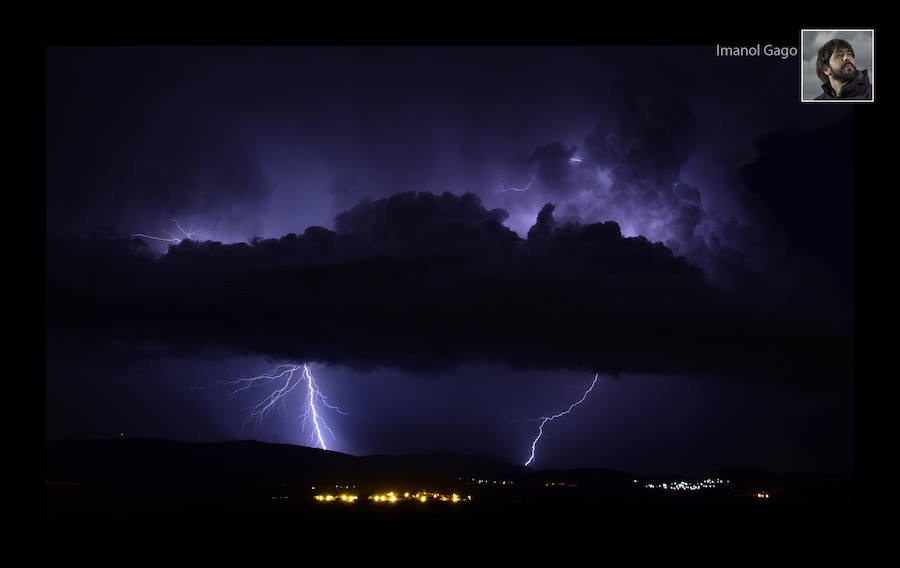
left=45, top=44, right=857, bottom=476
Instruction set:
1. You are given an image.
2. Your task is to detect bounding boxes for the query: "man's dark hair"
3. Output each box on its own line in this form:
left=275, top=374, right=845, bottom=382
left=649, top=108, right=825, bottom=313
left=816, top=39, right=855, bottom=84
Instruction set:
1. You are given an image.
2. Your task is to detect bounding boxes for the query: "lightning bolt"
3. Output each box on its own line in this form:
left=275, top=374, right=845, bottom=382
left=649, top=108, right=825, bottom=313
left=196, top=363, right=346, bottom=451
left=524, top=373, right=599, bottom=467
left=496, top=174, right=536, bottom=192
left=131, top=219, right=210, bottom=244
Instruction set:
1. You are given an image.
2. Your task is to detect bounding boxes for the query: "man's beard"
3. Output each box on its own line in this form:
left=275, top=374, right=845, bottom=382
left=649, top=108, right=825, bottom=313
left=829, top=62, right=858, bottom=83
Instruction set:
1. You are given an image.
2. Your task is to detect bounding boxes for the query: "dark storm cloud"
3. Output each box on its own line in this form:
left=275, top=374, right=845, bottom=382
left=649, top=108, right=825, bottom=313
left=44, top=46, right=853, bottom=382
left=494, top=96, right=725, bottom=300
left=736, top=115, right=854, bottom=298
left=579, top=94, right=709, bottom=264
left=488, top=87, right=852, bottom=313
left=46, top=47, right=272, bottom=239
left=327, top=174, right=368, bottom=218
left=334, top=191, right=514, bottom=258
left=528, top=143, right=578, bottom=196
left=46, top=191, right=851, bottom=389
left=585, top=93, right=697, bottom=187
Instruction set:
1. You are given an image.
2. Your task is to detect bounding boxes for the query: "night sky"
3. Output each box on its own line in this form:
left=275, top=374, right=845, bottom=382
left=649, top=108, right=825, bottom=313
left=45, top=44, right=857, bottom=476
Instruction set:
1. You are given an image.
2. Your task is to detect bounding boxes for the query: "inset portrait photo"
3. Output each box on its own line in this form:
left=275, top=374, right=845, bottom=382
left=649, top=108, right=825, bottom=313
left=801, top=29, right=874, bottom=102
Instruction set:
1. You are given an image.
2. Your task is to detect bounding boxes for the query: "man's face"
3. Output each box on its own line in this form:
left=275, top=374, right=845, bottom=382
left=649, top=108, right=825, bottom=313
left=826, top=46, right=857, bottom=83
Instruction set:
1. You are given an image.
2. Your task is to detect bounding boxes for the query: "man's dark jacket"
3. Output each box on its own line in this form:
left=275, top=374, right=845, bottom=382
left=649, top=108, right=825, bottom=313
left=815, top=68, right=872, bottom=100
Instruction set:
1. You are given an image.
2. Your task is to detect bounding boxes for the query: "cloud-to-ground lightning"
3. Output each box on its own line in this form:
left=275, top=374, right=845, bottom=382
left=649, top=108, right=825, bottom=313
left=524, top=373, right=599, bottom=466
left=196, top=363, right=346, bottom=450
left=131, top=219, right=210, bottom=245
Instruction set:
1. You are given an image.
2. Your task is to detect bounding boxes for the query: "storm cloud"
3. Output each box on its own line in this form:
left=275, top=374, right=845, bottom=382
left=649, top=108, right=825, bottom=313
left=46, top=47, right=273, bottom=241
left=46, top=46, right=853, bottom=313
left=483, top=91, right=851, bottom=312
left=46, top=191, right=850, bottom=388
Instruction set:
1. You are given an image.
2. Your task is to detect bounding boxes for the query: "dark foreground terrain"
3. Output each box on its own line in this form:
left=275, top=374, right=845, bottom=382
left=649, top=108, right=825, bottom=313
left=45, top=438, right=854, bottom=520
